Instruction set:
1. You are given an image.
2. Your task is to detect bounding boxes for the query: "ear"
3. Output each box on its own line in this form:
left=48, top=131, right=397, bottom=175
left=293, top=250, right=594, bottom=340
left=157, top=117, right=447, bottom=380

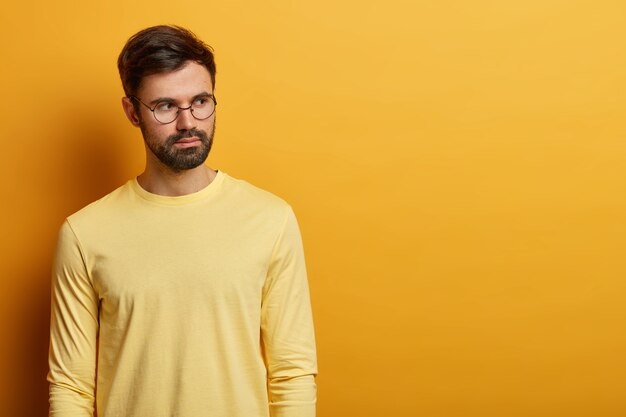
left=122, top=97, right=141, bottom=127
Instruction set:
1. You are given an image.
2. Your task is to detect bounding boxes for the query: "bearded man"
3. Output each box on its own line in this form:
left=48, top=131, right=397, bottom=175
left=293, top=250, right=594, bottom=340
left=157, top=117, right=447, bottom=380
left=47, top=25, right=317, bottom=417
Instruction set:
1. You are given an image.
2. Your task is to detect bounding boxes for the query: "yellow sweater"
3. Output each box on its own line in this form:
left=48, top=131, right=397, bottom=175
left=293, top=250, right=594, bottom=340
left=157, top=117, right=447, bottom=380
left=48, top=171, right=317, bottom=417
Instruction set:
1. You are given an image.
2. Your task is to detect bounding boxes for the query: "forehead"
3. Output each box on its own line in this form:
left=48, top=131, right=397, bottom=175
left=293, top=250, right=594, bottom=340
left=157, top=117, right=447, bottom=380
left=137, top=61, right=213, bottom=99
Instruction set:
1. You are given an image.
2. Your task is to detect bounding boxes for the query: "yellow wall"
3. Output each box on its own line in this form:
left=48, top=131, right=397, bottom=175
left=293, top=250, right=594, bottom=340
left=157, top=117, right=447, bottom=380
left=1, top=1, right=625, bottom=416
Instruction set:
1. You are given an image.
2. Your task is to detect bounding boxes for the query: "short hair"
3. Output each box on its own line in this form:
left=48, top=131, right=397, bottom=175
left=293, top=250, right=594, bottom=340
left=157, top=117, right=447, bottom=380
left=117, top=25, right=216, bottom=97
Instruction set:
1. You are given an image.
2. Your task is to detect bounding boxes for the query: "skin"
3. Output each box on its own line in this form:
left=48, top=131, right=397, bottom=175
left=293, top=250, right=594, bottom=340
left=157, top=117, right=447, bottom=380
left=121, top=61, right=217, bottom=196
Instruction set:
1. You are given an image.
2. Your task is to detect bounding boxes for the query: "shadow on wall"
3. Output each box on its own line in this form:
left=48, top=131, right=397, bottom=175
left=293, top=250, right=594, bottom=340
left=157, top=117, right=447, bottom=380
left=5, top=99, right=135, bottom=416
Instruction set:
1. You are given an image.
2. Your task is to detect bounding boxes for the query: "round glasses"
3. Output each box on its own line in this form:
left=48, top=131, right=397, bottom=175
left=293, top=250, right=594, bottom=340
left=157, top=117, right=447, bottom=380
left=130, top=95, right=217, bottom=124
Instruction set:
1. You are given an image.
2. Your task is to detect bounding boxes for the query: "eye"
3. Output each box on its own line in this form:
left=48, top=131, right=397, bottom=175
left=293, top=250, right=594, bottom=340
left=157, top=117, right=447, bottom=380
left=193, top=97, right=209, bottom=107
left=155, top=101, right=176, bottom=112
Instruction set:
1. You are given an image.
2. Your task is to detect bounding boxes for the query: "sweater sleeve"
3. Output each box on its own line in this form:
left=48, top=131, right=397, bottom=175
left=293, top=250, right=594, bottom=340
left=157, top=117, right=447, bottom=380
left=48, top=220, right=99, bottom=417
left=261, top=207, right=318, bottom=417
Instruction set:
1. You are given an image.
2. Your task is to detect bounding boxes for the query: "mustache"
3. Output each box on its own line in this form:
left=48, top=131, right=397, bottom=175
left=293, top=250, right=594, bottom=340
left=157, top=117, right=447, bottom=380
left=166, top=129, right=209, bottom=145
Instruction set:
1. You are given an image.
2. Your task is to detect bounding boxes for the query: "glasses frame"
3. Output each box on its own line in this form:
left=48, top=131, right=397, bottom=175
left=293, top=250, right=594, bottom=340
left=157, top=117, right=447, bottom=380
left=130, top=95, right=217, bottom=124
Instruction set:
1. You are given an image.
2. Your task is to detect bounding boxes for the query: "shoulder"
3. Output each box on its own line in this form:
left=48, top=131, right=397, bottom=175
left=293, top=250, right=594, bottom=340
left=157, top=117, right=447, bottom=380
left=220, top=172, right=292, bottom=213
left=218, top=173, right=299, bottom=236
left=65, top=181, right=134, bottom=231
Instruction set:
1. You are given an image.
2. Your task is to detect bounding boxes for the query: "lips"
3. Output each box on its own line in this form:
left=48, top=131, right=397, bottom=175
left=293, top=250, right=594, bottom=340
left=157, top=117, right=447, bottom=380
left=175, top=137, right=199, bottom=144
left=166, top=128, right=209, bottom=149
left=173, top=137, right=201, bottom=148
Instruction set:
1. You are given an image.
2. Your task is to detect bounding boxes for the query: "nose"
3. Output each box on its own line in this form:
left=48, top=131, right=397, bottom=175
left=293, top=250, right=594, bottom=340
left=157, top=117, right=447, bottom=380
left=176, top=106, right=197, bottom=130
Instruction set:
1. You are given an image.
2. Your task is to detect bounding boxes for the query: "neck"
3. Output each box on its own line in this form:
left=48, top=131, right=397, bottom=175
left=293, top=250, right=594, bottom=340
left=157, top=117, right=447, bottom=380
left=137, top=163, right=217, bottom=196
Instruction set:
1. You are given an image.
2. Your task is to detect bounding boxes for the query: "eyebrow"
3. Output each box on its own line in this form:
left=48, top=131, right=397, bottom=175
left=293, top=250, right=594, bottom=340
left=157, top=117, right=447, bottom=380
left=148, top=92, right=213, bottom=106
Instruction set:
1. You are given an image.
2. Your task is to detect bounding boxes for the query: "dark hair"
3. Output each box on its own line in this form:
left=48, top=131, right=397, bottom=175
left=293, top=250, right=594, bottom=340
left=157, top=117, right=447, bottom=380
left=117, top=25, right=216, bottom=97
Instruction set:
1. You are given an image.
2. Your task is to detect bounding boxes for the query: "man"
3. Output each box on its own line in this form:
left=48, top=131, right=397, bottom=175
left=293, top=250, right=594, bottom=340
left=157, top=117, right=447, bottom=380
left=48, top=25, right=317, bottom=417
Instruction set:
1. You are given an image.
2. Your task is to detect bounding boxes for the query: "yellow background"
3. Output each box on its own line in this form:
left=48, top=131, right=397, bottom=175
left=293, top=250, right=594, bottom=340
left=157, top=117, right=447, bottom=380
left=1, top=1, right=625, bottom=416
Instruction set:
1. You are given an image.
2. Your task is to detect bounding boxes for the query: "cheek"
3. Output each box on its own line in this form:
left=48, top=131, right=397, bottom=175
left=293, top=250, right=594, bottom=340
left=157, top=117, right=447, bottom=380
left=140, top=122, right=171, bottom=140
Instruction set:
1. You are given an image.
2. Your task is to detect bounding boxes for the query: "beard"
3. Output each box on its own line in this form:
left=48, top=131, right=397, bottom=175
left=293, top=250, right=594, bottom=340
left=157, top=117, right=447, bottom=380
left=141, top=123, right=215, bottom=173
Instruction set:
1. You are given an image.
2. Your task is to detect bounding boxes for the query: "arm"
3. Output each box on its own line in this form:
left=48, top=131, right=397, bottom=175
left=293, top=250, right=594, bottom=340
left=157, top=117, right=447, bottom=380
left=261, top=207, right=318, bottom=417
left=48, top=220, right=99, bottom=417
